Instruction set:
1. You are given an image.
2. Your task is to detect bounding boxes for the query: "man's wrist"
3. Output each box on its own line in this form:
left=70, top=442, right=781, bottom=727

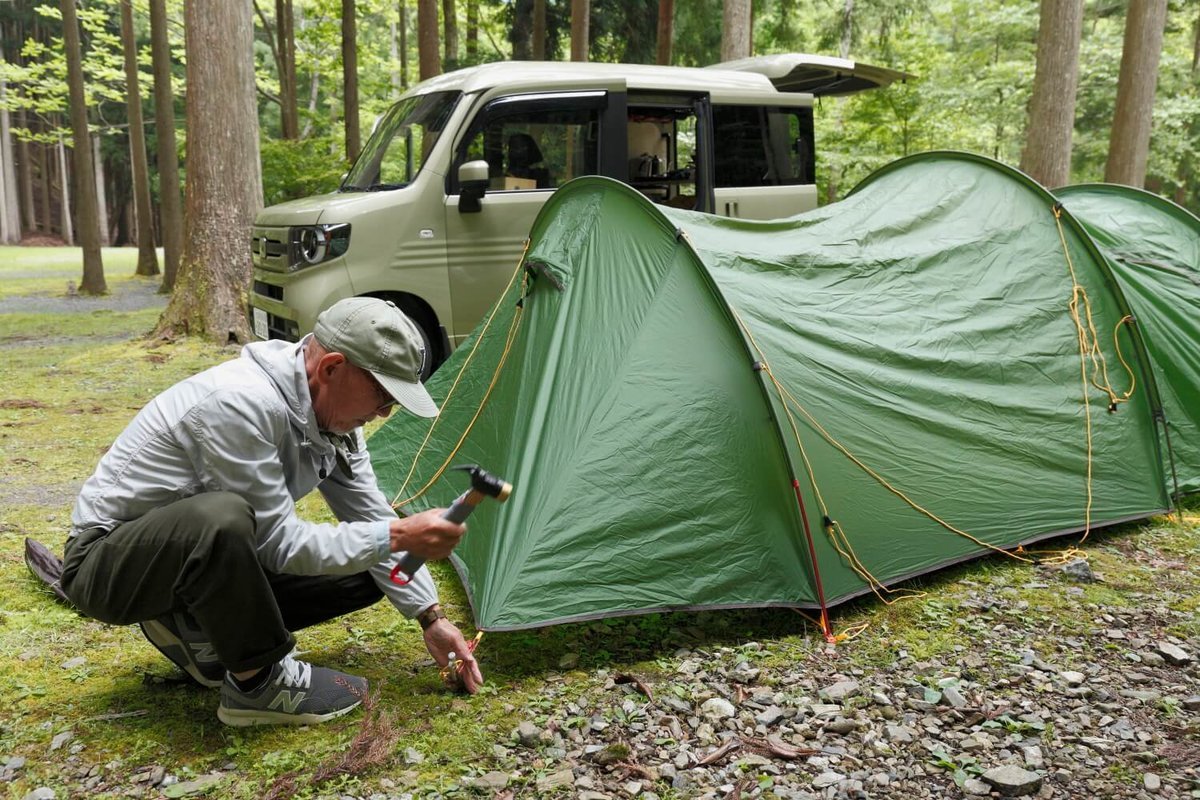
left=416, top=604, right=446, bottom=630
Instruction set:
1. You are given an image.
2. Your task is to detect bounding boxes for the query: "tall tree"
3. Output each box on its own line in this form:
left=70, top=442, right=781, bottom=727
left=657, top=0, right=673, bottom=65
left=466, top=0, right=478, bottom=60
left=533, top=0, right=546, bottom=59
left=721, top=0, right=751, bottom=62
left=155, top=0, right=262, bottom=342
left=418, top=0, right=440, bottom=79
left=0, top=44, right=19, bottom=244
left=342, top=0, right=361, bottom=162
left=391, top=1, right=406, bottom=96
left=121, top=0, right=159, bottom=276
left=443, top=0, right=458, bottom=68
left=1019, top=0, right=1084, bottom=188
left=277, top=0, right=299, bottom=139
left=150, top=0, right=183, bottom=292
left=59, top=0, right=105, bottom=294
left=571, top=0, right=589, bottom=61
left=1105, top=0, right=1168, bottom=186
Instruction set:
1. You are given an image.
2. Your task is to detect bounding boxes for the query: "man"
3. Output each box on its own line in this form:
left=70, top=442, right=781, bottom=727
left=61, top=297, right=484, bottom=727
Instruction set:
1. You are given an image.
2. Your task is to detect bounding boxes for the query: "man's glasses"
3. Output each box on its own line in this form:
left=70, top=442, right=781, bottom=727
left=363, top=369, right=397, bottom=413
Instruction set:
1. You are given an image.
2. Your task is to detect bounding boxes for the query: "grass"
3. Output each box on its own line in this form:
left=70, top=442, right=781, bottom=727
left=1, top=247, right=1198, bottom=798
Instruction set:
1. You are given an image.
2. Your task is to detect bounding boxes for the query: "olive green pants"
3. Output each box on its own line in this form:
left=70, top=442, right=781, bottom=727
left=61, top=492, right=383, bottom=673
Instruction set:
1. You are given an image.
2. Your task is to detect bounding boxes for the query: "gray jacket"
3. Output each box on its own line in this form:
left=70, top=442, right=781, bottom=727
left=69, top=336, right=438, bottom=618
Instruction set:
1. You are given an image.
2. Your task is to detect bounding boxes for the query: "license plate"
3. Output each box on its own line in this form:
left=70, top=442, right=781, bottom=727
left=252, top=307, right=268, bottom=339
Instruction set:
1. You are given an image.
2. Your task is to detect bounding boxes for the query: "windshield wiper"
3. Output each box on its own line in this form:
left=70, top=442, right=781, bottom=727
left=365, top=182, right=407, bottom=192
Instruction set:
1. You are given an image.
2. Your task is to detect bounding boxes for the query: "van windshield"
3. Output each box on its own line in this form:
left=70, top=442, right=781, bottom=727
left=342, top=91, right=461, bottom=192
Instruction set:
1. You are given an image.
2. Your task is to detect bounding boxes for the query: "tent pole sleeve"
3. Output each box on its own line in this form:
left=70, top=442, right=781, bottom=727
left=792, top=478, right=836, bottom=643
left=1157, top=410, right=1185, bottom=523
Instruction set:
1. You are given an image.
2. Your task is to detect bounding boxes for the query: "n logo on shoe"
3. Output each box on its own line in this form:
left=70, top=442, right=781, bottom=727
left=268, top=690, right=306, bottom=714
left=189, top=642, right=219, bottom=663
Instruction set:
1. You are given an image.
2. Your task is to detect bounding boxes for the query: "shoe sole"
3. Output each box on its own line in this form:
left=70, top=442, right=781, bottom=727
left=216, top=699, right=363, bottom=727
left=139, top=619, right=225, bottom=689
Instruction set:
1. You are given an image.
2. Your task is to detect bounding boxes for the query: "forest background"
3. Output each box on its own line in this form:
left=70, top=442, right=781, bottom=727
left=0, top=0, right=1195, bottom=281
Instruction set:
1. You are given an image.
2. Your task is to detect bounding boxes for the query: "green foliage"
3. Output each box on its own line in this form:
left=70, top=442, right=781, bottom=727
left=259, top=135, right=346, bottom=205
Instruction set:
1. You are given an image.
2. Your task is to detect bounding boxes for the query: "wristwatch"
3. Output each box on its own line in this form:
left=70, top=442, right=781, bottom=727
left=416, top=605, right=447, bottom=630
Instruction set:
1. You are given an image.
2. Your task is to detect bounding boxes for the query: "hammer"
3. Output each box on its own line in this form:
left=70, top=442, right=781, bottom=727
left=391, top=464, right=512, bottom=586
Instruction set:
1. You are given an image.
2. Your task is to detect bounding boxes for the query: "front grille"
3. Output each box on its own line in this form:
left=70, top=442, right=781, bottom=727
left=251, top=227, right=290, bottom=272
left=253, top=280, right=283, bottom=301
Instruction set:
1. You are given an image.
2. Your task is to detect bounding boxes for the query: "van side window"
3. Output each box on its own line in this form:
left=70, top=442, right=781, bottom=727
left=626, top=103, right=702, bottom=211
left=459, top=107, right=601, bottom=192
left=711, top=105, right=814, bottom=187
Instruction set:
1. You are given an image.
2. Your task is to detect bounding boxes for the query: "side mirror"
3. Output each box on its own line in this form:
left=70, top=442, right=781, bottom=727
left=458, top=159, right=489, bottom=213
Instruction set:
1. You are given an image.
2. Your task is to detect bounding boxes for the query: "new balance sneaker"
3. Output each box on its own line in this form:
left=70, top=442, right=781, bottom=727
left=139, top=613, right=225, bottom=688
left=216, top=653, right=367, bottom=727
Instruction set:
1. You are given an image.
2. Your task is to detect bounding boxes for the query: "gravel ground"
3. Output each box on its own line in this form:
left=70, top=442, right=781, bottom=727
left=0, top=277, right=167, bottom=316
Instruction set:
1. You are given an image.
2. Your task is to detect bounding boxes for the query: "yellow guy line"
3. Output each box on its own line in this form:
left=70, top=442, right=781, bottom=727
left=391, top=245, right=531, bottom=509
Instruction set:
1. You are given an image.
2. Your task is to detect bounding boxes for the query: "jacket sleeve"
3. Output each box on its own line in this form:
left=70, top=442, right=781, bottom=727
left=318, top=431, right=440, bottom=618
left=176, top=389, right=392, bottom=576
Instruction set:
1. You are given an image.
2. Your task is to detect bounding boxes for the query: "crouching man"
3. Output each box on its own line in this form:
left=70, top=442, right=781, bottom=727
left=61, top=297, right=483, bottom=726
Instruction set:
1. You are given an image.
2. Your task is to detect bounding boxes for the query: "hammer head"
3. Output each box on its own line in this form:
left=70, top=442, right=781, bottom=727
left=455, top=464, right=512, bottom=502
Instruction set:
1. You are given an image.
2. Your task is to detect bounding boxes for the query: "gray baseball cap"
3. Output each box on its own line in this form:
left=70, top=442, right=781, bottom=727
left=313, top=297, right=439, bottom=418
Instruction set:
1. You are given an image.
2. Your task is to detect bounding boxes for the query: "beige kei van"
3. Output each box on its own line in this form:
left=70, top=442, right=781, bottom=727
left=248, top=54, right=907, bottom=372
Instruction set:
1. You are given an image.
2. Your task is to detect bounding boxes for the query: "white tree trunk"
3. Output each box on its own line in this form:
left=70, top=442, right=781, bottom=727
left=94, top=135, right=109, bottom=246
left=57, top=137, right=74, bottom=245
left=0, top=45, right=19, bottom=243
left=721, top=0, right=751, bottom=61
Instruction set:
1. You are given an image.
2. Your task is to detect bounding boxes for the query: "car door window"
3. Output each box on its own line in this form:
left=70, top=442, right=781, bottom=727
left=712, top=105, right=814, bottom=187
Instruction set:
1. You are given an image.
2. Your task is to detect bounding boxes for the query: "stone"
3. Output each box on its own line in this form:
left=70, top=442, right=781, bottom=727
left=403, top=747, right=424, bottom=764
left=981, top=764, right=1043, bottom=797
left=49, top=732, right=72, bottom=752
left=1060, top=558, right=1097, bottom=582
left=579, top=793, right=611, bottom=800
left=1156, top=642, right=1191, bottom=665
left=824, top=718, right=857, bottom=735
left=811, top=771, right=845, bottom=789
left=5, top=757, right=26, bottom=771
left=161, top=773, right=223, bottom=797
left=1059, top=671, right=1085, bottom=686
left=963, top=778, right=991, bottom=796
left=535, top=768, right=574, bottom=792
left=941, top=685, right=968, bottom=709
left=700, top=698, right=735, bottom=720
left=885, top=724, right=915, bottom=743
left=517, top=721, right=541, bottom=747
left=755, top=705, right=784, bottom=727
left=819, top=680, right=860, bottom=703
left=1182, top=696, right=1200, bottom=711
left=21, top=791, right=56, bottom=800
left=59, top=657, right=86, bottom=670
left=622, top=780, right=643, bottom=797
left=473, top=772, right=509, bottom=790
left=1143, top=773, right=1161, bottom=792
left=1021, top=745, right=1044, bottom=770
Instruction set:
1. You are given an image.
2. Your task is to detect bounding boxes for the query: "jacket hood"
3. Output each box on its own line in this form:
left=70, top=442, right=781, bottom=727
left=242, top=337, right=326, bottom=445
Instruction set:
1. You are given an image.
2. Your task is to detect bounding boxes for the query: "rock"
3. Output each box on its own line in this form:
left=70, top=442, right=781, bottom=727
left=535, top=768, right=574, bottom=792
left=981, top=764, right=1043, bottom=797
left=592, top=743, right=631, bottom=766
left=812, top=771, right=845, bottom=789
left=755, top=705, right=784, bottom=727
left=59, top=657, right=86, bottom=670
left=49, top=732, right=72, bottom=752
left=1060, top=558, right=1097, bottom=582
left=699, top=698, right=735, bottom=720
left=579, top=793, right=611, bottom=800
left=885, top=724, right=916, bottom=743
left=22, top=790, right=55, bottom=800
left=819, top=680, right=860, bottom=703
left=1156, top=642, right=1191, bottom=665
left=161, top=773, right=223, bottom=797
left=621, top=779, right=643, bottom=796
left=1182, top=696, right=1200, bottom=711
left=5, top=757, right=26, bottom=771
left=403, top=747, right=424, bottom=764
left=941, top=685, right=968, bottom=709
left=473, top=772, right=509, bottom=790
left=517, top=721, right=541, bottom=747
left=1143, top=773, right=1161, bottom=792
left=1059, top=671, right=1085, bottom=686
left=963, top=778, right=991, bottom=796
left=558, top=653, right=580, bottom=669
left=823, top=718, right=856, bottom=735
left=1021, top=745, right=1044, bottom=770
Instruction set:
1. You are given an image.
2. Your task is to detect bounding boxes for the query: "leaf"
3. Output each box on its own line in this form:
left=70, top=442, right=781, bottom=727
left=613, top=673, right=654, bottom=701
left=694, top=738, right=742, bottom=767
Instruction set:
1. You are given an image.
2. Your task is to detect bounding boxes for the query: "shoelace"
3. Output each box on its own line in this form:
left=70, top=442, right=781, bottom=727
left=276, top=654, right=313, bottom=689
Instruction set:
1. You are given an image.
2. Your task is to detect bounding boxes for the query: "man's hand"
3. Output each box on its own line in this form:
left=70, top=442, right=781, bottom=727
left=389, top=508, right=466, bottom=560
left=423, top=617, right=484, bottom=694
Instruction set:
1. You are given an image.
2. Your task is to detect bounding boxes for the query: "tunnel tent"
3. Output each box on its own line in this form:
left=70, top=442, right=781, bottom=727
left=369, top=151, right=1179, bottom=632
left=1056, top=182, right=1200, bottom=496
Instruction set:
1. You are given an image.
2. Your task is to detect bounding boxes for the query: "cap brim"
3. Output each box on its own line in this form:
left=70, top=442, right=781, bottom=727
left=372, top=370, right=439, bottom=418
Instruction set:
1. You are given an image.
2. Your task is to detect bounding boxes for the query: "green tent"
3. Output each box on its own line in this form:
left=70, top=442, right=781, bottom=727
left=370, top=151, right=1183, bottom=632
left=1057, top=183, right=1200, bottom=496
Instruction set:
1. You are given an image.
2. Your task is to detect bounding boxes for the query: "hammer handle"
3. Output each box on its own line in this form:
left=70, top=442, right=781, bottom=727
left=390, top=489, right=480, bottom=585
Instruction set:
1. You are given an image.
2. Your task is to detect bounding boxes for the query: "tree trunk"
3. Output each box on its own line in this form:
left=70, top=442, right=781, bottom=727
left=511, top=0, right=532, bottom=60
left=38, top=141, right=50, bottom=235
left=0, top=45, right=19, bottom=243
left=532, top=0, right=546, bottom=60
left=570, top=0, right=589, bottom=61
left=1105, top=0, right=1168, bottom=187
left=721, top=0, right=751, bottom=62
left=155, top=0, right=262, bottom=343
left=342, top=0, right=361, bottom=163
left=466, top=0, right=477, bottom=59
left=150, top=0, right=183, bottom=292
left=277, top=0, right=299, bottom=139
left=93, top=135, right=109, bottom=246
left=418, top=0, right=440, bottom=80
left=121, top=0, right=159, bottom=275
left=656, top=0, right=673, bottom=65
left=839, top=0, right=854, bottom=58
left=1019, top=0, right=1084, bottom=189
left=18, top=109, right=33, bottom=235
left=390, top=5, right=403, bottom=97
left=59, top=0, right=105, bottom=293
left=57, top=137, right=74, bottom=246
left=400, top=0, right=409, bottom=89
left=443, top=0, right=458, bottom=68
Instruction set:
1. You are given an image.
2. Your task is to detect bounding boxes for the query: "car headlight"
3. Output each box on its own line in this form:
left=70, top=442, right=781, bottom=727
left=288, top=224, right=350, bottom=271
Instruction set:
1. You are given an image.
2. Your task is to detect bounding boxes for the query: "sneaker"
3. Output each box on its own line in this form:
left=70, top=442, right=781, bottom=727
left=216, top=653, right=367, bottom=727
left=139, top=613, right=225, bottom=689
